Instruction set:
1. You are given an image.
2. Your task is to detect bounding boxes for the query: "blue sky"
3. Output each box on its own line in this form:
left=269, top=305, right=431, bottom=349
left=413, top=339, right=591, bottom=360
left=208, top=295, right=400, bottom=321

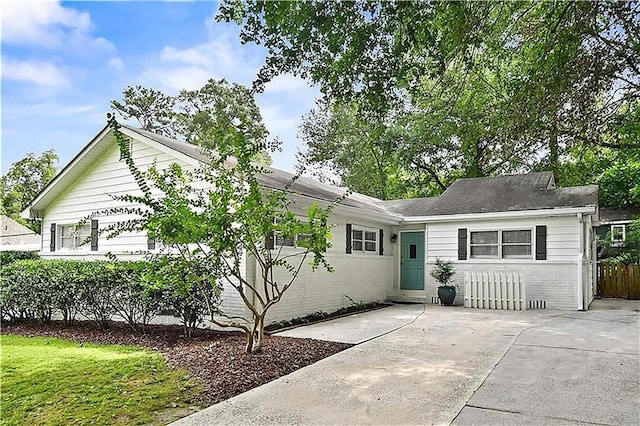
left=1, top=0, right=320, bottom=174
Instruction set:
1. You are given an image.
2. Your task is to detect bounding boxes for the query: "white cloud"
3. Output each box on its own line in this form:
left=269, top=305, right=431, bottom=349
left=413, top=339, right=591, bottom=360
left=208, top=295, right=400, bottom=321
left=141, top=66, right=212, bottom=92
left=3, top=100, right=97, bottom=120
left=108, top=57, right=125, bottom=71
left=263, top=75, right=313, bottom=94
left=2, top=58, right=69, bottom=87
left=1, top=0, right=114, bottom=51
left=141, top=31, right=265, bottom=92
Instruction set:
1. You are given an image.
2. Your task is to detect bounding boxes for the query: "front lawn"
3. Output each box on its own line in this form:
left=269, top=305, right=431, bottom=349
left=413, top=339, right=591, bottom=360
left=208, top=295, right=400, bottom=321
left=0, top=334, right=202, bottom=426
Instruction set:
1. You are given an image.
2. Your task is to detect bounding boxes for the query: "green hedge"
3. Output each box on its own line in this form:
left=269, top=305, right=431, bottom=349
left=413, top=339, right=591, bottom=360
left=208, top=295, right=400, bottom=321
left=0, top=259, right=218, bottom=334
left=0, top=251, right=40, bottom=267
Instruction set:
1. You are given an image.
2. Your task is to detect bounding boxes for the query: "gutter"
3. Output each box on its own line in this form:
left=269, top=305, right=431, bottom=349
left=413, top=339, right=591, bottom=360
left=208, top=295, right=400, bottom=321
left=401, top=206, right=597, bottom=224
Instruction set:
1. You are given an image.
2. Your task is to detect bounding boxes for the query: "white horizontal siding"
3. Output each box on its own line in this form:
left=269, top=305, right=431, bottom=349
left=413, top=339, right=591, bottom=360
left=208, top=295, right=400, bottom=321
left=389, top=215, right=586, bottom=310
left=42, top=139, right=189, bottom=258
left=425, top=215, right=581, bottom=262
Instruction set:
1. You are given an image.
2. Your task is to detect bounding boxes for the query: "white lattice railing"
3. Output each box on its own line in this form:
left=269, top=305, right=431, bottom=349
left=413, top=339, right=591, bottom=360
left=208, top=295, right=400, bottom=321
left=464, top=272, right=526, bottom=310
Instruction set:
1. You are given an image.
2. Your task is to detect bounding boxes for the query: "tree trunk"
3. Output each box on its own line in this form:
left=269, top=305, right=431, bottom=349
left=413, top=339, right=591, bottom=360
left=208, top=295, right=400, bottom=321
left=246, top=313, right=265, bottom=354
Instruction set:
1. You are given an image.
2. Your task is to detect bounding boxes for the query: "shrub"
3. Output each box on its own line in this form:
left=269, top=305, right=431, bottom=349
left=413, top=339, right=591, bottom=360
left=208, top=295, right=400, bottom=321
left=0, top=262, right=37, bottom=321
left=146, top=256, right=221, bottom=337
left=430, top=258, right=455, bottom=287
left=0, top=251, right=39, bottom=267
left=49, top=261, right=82, bottom=324
left=74, top=261, right=123, bottom=330
left=0, top=258, right=219, bottom=334
left=110, top=261, right=163, bottom=331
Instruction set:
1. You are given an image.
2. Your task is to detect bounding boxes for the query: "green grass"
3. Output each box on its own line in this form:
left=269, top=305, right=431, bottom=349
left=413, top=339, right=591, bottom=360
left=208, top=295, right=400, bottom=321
left=0, top=334, right=202, bottom=426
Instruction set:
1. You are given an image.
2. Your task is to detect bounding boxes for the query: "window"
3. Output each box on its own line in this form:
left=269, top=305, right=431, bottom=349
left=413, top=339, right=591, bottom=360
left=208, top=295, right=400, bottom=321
left=611, top=225, right=625, bottom=247
left=409, top=244, right=417, bottom=259
left=502, top=230, right=532, bottom=258
left=470, top=229, right=532, bottom=259
left=351, top=227, right=377, bottom=253
left=470, top=231, right=498, bottom=258
left=273, top=218, right=313, bottom=248
left=59, top=224, right=90, bottom=249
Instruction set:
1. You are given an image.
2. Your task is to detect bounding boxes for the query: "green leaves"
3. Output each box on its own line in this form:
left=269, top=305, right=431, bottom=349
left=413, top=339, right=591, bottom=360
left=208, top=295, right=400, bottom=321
left=110, top=85, right=176, bottom=137
left=111, top=79, right=273, bottom=165
left=104, top=96, right=336, bottom=352
left=220, top=0, right=640, bottom=201
left=1, top=150, right=58, bottom=232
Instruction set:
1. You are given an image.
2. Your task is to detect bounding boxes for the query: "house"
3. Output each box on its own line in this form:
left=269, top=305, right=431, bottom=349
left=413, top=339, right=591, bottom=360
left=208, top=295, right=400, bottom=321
left=595, top=207, right=640, bottom=258
left=21, top=123, right=599, bottom=323
left=0, top=215, right=40, bottom=252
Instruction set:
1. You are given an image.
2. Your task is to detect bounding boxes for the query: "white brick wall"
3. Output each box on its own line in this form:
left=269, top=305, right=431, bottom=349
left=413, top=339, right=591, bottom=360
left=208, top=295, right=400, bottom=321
left=426, top=261, right=580, bottom=310
left=252, top=217, right=394, bottom=324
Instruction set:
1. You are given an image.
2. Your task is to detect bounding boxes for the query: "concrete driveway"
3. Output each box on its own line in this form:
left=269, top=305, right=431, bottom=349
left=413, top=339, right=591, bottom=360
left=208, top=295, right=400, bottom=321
left=175, top=300, right=639, bottom=425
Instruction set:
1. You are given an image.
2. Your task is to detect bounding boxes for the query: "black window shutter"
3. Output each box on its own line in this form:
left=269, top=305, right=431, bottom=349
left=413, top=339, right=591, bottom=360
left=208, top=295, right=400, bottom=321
left=379, top=229, right=384, bottom=255
left=50, top=223, right=56, bottom=252
left=536, top=225, right=547, bottom=260
left=458, top=228, right=467, bottom=260
left=90, top=219, right=99, bottom=251
left=147, top=233, right=156, bottom=250
left=346, top=223, right=352, bottom=254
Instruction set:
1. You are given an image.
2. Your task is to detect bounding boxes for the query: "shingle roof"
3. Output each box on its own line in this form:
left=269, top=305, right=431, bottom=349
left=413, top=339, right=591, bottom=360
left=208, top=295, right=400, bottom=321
left=1, top=215, right=40, bottom=246
left=122, top=124, right=392, bottom=215
left=599, top=207, right=640, bottom=223
left=124, top=126, right=599, bottom=216
left=121, top=125, right=209, bottom=163
left=379, top=172, right=598, bottom=216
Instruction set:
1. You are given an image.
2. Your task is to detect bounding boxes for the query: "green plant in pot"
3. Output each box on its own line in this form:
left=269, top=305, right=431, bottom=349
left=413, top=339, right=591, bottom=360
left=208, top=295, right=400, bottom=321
left=431, top=258, right=456, bottom=306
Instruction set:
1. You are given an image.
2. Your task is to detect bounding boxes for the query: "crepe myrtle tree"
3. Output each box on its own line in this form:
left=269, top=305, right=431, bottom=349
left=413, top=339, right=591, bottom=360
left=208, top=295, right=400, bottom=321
left=97, top=114, right=335, bottom=353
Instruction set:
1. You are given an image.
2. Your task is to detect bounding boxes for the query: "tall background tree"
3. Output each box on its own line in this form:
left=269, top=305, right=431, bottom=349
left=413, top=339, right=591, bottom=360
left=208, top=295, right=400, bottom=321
left=1, top=150, right=58, bottom=232
left=111, top=79, right=272, bottom=165
left=219, top=0, right=639, bottom=205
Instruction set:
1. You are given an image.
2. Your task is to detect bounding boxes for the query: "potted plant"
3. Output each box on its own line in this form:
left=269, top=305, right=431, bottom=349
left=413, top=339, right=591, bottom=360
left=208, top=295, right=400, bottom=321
left=430, top=258, right=456, bottom=305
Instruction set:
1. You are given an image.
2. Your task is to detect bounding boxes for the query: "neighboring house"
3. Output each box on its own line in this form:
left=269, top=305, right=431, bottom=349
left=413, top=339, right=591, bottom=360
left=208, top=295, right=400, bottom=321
left=595, top=207, right=640, bottom=258
left=0, top=215, right=40, bottom=252
left=21, top=124, right=599, bottom=322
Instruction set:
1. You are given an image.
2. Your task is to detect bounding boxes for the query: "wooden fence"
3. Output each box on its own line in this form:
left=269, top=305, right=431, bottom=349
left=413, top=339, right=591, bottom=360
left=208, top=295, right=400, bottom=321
left=597, top=263, right=640, bottom=300
left=464, top=272, right=526, bottom=310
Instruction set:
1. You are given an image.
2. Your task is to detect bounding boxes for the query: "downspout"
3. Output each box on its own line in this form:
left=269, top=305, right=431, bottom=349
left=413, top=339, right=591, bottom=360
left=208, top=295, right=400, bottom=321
left=591, top=216, right=598, bottom=299
left=577, top=213, right=585, bottom=311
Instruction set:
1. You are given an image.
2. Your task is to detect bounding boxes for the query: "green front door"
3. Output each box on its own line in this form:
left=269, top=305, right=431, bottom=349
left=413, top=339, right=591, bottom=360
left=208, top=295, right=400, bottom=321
left=400, top=231, right=425, bottom=290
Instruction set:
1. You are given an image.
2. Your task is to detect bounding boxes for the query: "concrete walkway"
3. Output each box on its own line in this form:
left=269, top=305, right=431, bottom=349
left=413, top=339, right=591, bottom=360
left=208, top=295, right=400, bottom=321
left=174, top=305, right=561, bottom=425
left=274, top=303, right=426, bottom=344
left=174, top=300, right=639, bottom=425
left=453, top=299, right=640, bottom=425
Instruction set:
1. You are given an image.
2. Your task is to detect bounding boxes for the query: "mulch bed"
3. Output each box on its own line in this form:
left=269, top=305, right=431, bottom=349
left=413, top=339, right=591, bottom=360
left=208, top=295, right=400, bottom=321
left=1, top=321, right=352, bottom=405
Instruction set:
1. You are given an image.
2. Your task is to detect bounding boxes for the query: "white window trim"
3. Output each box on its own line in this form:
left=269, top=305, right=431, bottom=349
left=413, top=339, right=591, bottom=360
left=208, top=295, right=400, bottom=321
left=58, top=223, right=91, bottom=251
left=352, top=225, right=378, bottom=254
left=469, top=228, right=534, bottom=260
left=611, top=224, right=626, bottom=247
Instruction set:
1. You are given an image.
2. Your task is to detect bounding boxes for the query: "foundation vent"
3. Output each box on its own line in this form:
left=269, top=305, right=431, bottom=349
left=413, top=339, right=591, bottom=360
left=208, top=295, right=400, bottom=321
left=431, top=296, right=440, bottom=304
left=528, top=300, right=547, bottom=309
